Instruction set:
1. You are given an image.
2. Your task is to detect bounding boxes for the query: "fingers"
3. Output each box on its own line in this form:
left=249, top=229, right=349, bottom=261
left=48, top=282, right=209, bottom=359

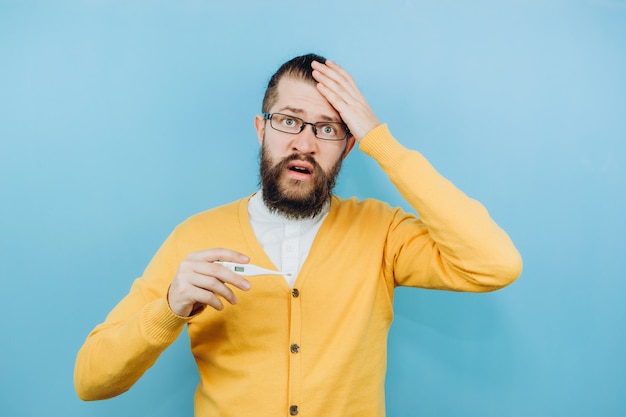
left=312, top=59, right=358, bottom=91
left=187, top=249, right=252, bottom=291
left=311, top=59, right=381, bottom=141
left=175, top=282, right=228, bottom=312
left=189, top=258, right=251, bottom=294
left=311, top=60, right=358, bottom=108
left=168, top=248, right=253, bottom=316
left=190, top=247, right=250, bottom=265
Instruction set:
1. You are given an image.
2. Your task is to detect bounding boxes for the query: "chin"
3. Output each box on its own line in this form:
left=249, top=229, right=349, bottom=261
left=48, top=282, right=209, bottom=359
left=278, top=178, right=316, bottom=200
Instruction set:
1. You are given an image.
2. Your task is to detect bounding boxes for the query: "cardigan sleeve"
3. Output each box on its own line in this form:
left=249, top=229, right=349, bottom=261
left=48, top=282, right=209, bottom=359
left=359, top=124, right=522, bottom=292
left=74, top=229, right=192, bottom=400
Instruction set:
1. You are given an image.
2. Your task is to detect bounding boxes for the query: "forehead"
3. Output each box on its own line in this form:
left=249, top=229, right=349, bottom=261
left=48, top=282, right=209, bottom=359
left=271, top=76, right=342, bottom=121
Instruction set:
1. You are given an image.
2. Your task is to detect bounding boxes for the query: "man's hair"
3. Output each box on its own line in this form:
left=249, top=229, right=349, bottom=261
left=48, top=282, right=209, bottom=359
left=261, top=53, right=327, bottom=113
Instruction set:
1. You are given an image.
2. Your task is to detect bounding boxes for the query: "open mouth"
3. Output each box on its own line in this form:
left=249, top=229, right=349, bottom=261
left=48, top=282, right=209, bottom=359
left=289, top=166, right=311, bottom=175
left=286, top=160, right=315, bottom=180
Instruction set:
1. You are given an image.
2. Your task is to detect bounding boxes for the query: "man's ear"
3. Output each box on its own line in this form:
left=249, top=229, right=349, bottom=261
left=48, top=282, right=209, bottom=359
left=342, top=135, right=357, bottom=159
left=254, top=115, right=266, bottom=145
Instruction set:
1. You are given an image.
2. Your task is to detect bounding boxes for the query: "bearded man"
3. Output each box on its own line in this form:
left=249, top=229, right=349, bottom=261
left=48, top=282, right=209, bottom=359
left=75, top=53, right=522, bottom=417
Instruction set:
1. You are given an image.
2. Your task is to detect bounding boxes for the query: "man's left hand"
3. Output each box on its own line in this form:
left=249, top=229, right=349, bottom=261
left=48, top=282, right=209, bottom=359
left=311, top=59, right=381, bottom=142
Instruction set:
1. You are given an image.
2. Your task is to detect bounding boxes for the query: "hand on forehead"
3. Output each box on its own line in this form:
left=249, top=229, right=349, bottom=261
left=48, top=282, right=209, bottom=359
left=310, top=59, right=381, bottom=142
left=273, top=76, right=344, bottom=122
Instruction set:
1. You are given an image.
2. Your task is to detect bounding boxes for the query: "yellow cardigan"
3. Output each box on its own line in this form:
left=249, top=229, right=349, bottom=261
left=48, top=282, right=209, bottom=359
left=75, top=124, right=522, bottom=416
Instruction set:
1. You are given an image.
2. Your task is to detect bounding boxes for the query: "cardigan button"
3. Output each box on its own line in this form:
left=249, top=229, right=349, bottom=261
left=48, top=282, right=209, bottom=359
left=290, top=344, right=300, bottom=354
left=289, top=405, right=299, bottom=415
left=292, top=288, right=300, bottom=297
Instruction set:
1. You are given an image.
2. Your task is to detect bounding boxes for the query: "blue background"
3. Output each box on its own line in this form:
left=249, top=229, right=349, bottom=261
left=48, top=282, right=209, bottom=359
left=1, top=0, right=625, bottom=416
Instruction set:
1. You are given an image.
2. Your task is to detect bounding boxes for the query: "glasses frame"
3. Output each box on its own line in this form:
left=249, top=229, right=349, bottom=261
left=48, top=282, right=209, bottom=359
left=263, top=113, right=350, bottom=141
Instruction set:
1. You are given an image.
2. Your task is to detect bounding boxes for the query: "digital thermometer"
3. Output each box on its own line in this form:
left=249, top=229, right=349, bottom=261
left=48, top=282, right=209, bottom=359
left=215, top=261, right=292, bottom=277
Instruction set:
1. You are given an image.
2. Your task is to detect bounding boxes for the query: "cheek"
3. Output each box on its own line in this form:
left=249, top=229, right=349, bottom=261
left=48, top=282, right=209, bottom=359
left=261, top=142, right=287, bottom=172
left=262, top=141, right=284, bottom=165
left=262, top=134, right=290, bottom=157
left=318, top=145, right=347, bottom=170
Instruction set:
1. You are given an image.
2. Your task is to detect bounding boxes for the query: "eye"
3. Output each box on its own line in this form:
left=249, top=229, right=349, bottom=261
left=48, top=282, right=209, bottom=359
left=282, top=118, right=297, bottom=127
left=275, top=114, right=299, bottom=127
left=320, top=124, right=337, bottom=135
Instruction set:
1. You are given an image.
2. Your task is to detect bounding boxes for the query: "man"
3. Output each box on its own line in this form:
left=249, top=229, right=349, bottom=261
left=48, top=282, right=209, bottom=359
left=75, top=53, right=522, bottom=416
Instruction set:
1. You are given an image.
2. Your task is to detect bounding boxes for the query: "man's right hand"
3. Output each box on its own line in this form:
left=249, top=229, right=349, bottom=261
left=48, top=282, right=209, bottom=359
left=167, top=248, right=251, bottom=316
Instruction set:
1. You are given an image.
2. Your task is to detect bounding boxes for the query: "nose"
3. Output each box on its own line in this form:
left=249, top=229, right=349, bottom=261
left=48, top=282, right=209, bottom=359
left=291, top=123, right=318, bottom=154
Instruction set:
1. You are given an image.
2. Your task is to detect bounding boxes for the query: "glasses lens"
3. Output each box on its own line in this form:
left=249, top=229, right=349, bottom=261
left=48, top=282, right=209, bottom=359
left=314, top=122, right=347, bottom=140
left=270, top=114, right=303, bottom=134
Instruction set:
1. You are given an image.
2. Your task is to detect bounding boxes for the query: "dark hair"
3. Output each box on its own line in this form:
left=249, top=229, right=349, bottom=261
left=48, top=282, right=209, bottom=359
left=261, top=53, right=327, bottom=113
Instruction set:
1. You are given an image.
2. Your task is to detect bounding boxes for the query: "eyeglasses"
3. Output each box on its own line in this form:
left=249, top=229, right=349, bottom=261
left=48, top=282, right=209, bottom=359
left=263, top=113, right=350, bottom=141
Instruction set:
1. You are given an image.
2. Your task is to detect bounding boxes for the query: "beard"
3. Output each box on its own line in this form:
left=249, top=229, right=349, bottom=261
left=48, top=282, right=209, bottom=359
left=259, top=146, right=343, bottom=220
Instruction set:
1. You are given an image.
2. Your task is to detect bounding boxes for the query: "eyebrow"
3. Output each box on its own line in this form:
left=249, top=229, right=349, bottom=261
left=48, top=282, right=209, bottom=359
left=277, top=106, right=340, bottom=123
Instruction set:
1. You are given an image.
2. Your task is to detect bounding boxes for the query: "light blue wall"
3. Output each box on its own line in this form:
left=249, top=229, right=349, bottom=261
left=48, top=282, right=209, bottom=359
left=1, top=1, right=625, bottom=416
